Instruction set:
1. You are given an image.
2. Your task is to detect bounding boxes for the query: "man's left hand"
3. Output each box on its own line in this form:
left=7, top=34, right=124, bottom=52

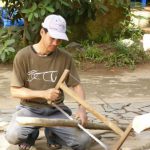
left=75, top=106, right=88, bottom=126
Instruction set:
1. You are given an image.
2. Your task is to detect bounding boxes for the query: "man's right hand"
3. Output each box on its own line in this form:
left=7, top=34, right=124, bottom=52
left=43, top=88, right=60, bottom=102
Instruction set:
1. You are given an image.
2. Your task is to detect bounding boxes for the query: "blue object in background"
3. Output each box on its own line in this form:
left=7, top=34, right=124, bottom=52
left=3, top=18, right=12, bottom=27
left=141, top=0, right=147, bottom=7
left=0, top=7, right=24, bottom=27
left=130, top=0, right=147, bottom=7
left=14, top=19, right=24, bottom=26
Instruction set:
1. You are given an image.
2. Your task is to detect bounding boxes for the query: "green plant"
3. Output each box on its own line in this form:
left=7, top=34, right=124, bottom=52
left=95, top=30, right=113, bottom=43
left=108, top=0, right=128, bottom=7
left=74, top=40, right=149, bottom=69
left=105, top=41, right=148, bottom=69
left=79, top=39, right=95, bottom=47
left=119, top=4, right=143, bottom=41
left=2, top=0, right=108, bottom=44
left=0, top=27, right=23, bottom=63
left=0, top=29, right=15, bottom=62
left=75, top=44, right=105, bottom=63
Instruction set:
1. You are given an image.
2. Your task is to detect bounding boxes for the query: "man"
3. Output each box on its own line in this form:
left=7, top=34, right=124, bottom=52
left=5, top=14, right=91, bottom=150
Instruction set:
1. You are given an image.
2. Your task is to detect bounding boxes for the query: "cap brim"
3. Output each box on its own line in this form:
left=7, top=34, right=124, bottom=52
left=48, top=29, right=69, bottom=41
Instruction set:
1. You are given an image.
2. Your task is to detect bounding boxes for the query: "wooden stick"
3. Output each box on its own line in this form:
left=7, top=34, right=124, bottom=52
left=16, top=117, right=126, bottom=130
left=59, top=83, right=124, bottom=136
left=112, top=123, right=132, bottom=150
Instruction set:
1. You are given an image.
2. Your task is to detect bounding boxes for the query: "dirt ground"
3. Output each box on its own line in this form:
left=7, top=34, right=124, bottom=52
left=0, top=63, right=150, bottom=150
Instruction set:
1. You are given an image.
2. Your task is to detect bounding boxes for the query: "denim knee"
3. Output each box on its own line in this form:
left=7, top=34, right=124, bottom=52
left=5, top=128, right=39, bottom=145
left=71, top=133, right=92, bottom=150
left=5, top=130, right=22, bottom=145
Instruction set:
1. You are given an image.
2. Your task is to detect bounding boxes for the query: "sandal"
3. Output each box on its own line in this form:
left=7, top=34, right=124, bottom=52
left=18, top=143, right=37, bottom=150
left=47, top=143, right=62, bottom=150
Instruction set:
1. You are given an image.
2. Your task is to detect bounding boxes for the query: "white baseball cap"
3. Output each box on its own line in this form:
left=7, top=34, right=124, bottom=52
left=42, top=14, right=69, bottom=41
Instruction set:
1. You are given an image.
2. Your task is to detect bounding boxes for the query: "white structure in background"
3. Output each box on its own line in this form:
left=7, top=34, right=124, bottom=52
left=143, top=34, right=150, bottom=51
left=132, top=113, right=150, bottom=133
left=131, top=10, right=150, bottom=28
left=121, top=39, right=134, bottom=47
left=0, top=1, right=5, bottom=7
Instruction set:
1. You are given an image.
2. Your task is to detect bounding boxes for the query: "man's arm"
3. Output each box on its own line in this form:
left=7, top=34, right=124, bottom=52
left=11, top=86, right=60, bottom=102
left=72, top=84, right=88, bottom=125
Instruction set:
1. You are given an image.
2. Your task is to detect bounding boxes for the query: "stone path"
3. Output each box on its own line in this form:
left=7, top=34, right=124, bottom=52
left=0, top=64, right=150, bottom=150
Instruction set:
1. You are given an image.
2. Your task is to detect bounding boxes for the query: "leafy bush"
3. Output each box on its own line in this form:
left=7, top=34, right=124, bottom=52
left=0, top=27, right=23, bottom=62
left=84, top=46, right=104, bottom=62
left=106, top=41, right=148, bottom=69
left=119, top=4, right=143, bottom=41
left=2, top=0, right=108, bottom=44
left=94, top=30, right=114, bottom=43
left=75, top=44, right=105, bottom=62
left=0, top=29, right=15, bottom=62
left=75, top=41, right=149, bottom=69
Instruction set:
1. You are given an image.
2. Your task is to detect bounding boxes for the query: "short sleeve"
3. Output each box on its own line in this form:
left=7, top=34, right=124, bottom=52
left=11, top=51, right=27, bottom=87
left=66, top=58, right=80, bottom=87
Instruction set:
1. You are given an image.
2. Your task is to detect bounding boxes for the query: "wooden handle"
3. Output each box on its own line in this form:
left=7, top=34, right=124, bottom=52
left=55, top=69, right=69, bottom=90
left=48, top=69, right=69, bottom=104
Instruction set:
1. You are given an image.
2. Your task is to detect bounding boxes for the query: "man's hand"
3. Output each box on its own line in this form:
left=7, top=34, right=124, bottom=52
left=72, top=84, right=88, bottom=126
left=75, top=105, right=88, bottom=126
left=43, top=88, right=60, bottom=101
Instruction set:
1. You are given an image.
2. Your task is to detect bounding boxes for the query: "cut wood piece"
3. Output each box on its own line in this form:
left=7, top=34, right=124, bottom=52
left=16, top=117, right=126, bottom=131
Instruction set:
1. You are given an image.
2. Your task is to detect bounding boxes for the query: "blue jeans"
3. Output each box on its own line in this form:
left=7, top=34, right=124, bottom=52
left=5, top=104, right=91, bottom=150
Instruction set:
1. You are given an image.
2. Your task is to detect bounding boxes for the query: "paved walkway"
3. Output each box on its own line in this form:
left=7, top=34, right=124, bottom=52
left=0, top=64, right=150, bottom=150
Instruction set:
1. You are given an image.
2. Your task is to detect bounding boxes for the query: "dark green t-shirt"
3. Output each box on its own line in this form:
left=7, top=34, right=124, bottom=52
left=11, top=45, right=80, bottom=105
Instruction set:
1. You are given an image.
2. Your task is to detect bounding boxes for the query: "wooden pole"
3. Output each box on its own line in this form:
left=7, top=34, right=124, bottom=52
left=112, top=123, right=132, bottom=150
left=16, top=117, right=126, bottom=131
